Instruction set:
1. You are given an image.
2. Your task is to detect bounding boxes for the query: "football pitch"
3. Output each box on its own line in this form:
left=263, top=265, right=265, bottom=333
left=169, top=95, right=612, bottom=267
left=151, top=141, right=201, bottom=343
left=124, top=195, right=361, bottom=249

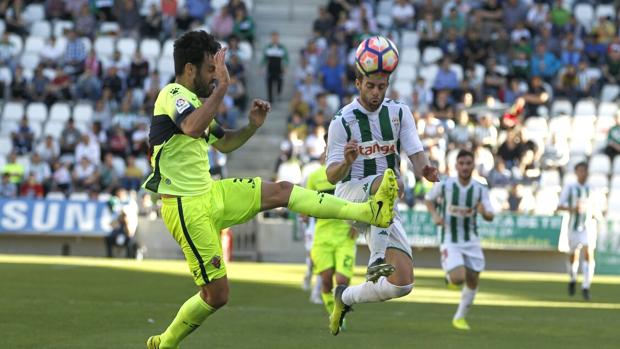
left=2, top=255, right=619, bottom=349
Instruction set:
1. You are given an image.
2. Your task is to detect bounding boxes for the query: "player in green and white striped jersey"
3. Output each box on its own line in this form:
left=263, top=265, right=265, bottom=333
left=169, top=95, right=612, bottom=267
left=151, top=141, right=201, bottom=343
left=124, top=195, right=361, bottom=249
left=557, top=162, right=601, bottom=301
left=425, top=150, right=494, bottom=331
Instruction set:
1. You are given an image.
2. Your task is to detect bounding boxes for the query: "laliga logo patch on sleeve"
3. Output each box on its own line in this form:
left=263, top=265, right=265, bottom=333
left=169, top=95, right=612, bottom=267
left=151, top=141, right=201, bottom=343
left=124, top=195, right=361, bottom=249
left=175, top=98, right=191, bottom=114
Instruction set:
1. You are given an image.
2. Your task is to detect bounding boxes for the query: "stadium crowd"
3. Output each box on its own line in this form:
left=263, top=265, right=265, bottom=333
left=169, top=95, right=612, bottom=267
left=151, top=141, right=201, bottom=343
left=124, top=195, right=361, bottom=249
left=278, top=0, right=620, bottom=215
left=0, top=0, right=253, bottom=201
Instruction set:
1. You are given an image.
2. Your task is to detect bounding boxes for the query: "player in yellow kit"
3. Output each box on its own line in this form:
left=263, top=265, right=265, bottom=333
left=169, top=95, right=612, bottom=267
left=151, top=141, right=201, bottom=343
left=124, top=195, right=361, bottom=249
left=307, top=140, right=357, bottom=319
left=144, top=30, right=398, bottom=349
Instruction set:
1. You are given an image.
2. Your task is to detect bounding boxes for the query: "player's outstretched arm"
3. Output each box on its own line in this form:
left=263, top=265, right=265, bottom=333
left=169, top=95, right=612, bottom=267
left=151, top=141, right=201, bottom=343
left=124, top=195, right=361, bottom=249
left=408, top=151, right=440, bottom=182
left=212, top=99, right=271, bottom=153
left=181, top=48, right=230, bottom=138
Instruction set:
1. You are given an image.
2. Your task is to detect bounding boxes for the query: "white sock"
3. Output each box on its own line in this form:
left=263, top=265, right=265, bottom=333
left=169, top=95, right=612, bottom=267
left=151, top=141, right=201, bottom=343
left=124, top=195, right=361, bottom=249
left=582, top=261, right=594, bottom=289
left=312, top=275, right=322, bottom=297
left=367, top=225, right=389, bottom=265
left=568, top=259, right=579, bottom=282
left=341, top=276, right=413, bottom=305
left=453, top=286, right=477, bottom=320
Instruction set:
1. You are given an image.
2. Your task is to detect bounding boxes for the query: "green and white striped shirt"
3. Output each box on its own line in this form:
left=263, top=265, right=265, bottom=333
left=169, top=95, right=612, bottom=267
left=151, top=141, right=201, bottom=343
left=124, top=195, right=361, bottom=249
left=425, top=177, right=493, bottom=245
left=559, top=182, right=594, bottom=232
left=326, top=98, right=423, bottom=181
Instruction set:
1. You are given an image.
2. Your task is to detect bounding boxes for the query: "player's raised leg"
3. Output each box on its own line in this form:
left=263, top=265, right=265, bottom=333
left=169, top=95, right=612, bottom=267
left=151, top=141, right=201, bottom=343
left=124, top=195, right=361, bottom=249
left=260, top=169, right=398, bottom=228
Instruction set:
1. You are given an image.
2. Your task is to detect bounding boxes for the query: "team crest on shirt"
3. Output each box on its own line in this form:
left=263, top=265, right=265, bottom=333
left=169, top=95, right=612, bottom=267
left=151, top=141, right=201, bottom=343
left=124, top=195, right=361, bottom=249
left=211, top=256, right=222, bottom=269
left=176, top=98, right=191, bottom=114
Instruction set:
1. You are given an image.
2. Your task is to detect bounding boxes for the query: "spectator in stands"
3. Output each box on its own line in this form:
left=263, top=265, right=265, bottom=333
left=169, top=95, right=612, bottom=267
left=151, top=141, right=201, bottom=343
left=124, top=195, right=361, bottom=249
left=20, top=173, right=44, bottom=198
left=10, top=65, right=29, bottom=100
left=75, top=133, right=101, bottom=166
left=530, top=43, right=562, bottom=82
left=592, top=15, right=615, bottom=45
left=63, top=29, right=87, bottom=76
left=73, top=156, right=99, bottom=191
left=11, top=116, right=34, bottom=155
left=0, top=32, right=18, bottom=70
left=51, top=160, right=71, bottom=193
left=474, top=113, right=498, bottom=149
left=478, top=0, right=503, bottom=32
left=419, top=111, right=445, bottom=154
left=288, top=90, right=311, bottom=120
left=561, top=33, right=583, bottom=67
left=29, top=65, right=51, bottom=103
left=186, top=0, right=210, bottom=22
left=0, top=173, right=17, bottom=198
left=47, top=66, right=72, bottom=105
left=314, top=6, right=334, bottom=37
left=502, top=0, right=527, bottom=31
left=604, top=113, right=620, bottom=162
left=39, top=36, right=63, bottom=68
left=522, top=76, right=549, bottom=117
left=227, top=35, right=250, bottom=64
left=75, top=4, right=97, bottom=39
left=510, top=51, right=531, bottom=81
left=503, top=78, right=523, bottom=104
left=76, top=49, right=103, bottom=101
left=64, top=0, right=87, bottom=18
left=105, top=187, right=139, bottom=258
left=36, top=135, right=60, bottom=163
left=45, top=0, right=67, bottom=19
left=102, top=67, right=124, bottom=102
left=432, top=89, right=455, bottom=122
left=29, top=152, right=52, bottom=193
left=483, top=57, right=507, bottom=98
left=391, top=0, right=415, bottom=32
left=298, top=74, right=323, bottom=110
left=211, top=5, right=234, bottom=40
left=536, top=25, right=561, bottom=58
left=486, top=158, right=512, bottom=188
left=0, top=0, right=26, bottom=36
left=489, top=28, right=510, bottom=66
left=498, top=129, right=524, bottom=170
left=526, top=2, right=548, bottom=32
left=92, top=98, right=113, bottom=130
left=448, top=110, right=473, bottom=150
left=584, top=33, right=606, bottom=65
left=507, top=183, right=525, bottom=213
left=442, top=6, right=466, bottom=36
left=121, top=155, right=143, bottom=191
left=417, top=12, right=442, bottom=52
left=261, top=31, right=289, bottom=103
left=549, top=0, right=570, bottom=31
left=59, top=119, right=82, bottom=157
left=474, top=143, right=495, bottom=177
left=233, top=6, right=255, bottom=44
left=304, top=126, right=326, bottom=162
left=434, top=58, right=460, bottom=93
left=463, top=28, right=487, bottom=66
left=141, top=3, right=162, bottom=38
left=116, top=0, right=141, bottom=38
left=131, top=122, right=149, bottom=156
left=556, top=64, right=580, bottom=105
left=3, top=152, right=24, bottom=185
left=109, top=126, right=129, bottom=158
left=603, top=39, right=620, bottom=84
left=127, top=51, right=149, bottom=89
left=99, top=153, right=119, bottom=193
left=440, top=28, right=465, bottom=64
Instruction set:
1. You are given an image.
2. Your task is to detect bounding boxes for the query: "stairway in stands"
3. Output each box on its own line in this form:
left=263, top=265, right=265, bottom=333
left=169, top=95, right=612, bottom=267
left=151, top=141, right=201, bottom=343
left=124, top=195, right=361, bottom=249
left=225, top=0, right=323, bottom=179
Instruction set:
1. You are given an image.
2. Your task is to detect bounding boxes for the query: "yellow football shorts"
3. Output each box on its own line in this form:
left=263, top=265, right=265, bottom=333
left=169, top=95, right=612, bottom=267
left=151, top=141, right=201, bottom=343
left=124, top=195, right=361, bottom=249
left=161, top=177, right=262, bottom=285
left=311, top=227, right=357, bottom=279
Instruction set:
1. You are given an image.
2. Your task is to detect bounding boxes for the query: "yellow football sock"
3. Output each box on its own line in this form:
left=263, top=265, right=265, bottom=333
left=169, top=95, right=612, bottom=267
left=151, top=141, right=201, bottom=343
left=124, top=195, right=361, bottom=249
left=287, top=186, right=371, bottom=223
left=321, top=291, right=335, bottom=315
left=160, top=293, right=216, bottom=348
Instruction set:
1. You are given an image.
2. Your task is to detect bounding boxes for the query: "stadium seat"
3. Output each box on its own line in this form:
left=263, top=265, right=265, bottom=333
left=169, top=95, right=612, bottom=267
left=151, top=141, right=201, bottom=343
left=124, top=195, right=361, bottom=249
left=46, top=191, right=66, bottom=200
left=112, top=156, right=126, bottom=177
left=539, top=170, right=561, bottom=192
left=0, top=121, right=18, bottom=137
left=525, top=116, right=548, bottom=139
left=590, top=189, right=608, bottom=213
left=49, top=103, right=71, bottom=122
left=30, top=20, right=51, bottom=38
left=595, top=4, right=616, bottom=20
left=117, top=37, right=138, bottom=58
left=0, top=138, right=13, bottom=156
left=25, top=102, right=48, bottom=123
left=608, top=194, right=620, bottom=214
left=73, top=104, right=94, bottom=124
left=43, top=121, right=64, bottom=138
left=53, top=20, right=73, bottom=37
left=588, top=173, right=609, bottom=192
left=400, top=47, right=420, bottom=65
left=575, top=3, right=594, bottom=30
left=98, top=193, right=112, bottom=202
left=376, top=14, right=393, bottom=29
left=8, top=33, right=23, bottom=53
left=162, top=39, right=174, bottom=57
left=572, top=117, right=596, bottom=138
left=489, top=188, right=508, bottom=212
left=534, top=189, right=559, bottom=215
left=23, top=3, right=45, bottom=24
left=0, top=66, right=11, bottom=85
left=19, top=53, right=40, bottom=71
left=595, top=114, right=615, bottom=136
left=69, top=192, right=90, bottom=201
left=24, top=36, right=45, bottom=54
left=574, top=100, right=596, bottom=117
left=157, top=56, right=176, bottom=77
left=100, top=21, right=120, bottom=35
left=613, top=157, right=620, bottom=173
left=451, top=64, right=463, bottom=82
left=140, top=39, right=162, bottom=60
left=422, top=47, right=443, bottom=65
left=2, top=101, right=25, bottom=122
left=550, top=99, right=573, bottom=117
left=400, top=31, right=419, bottom=48
left=396, top=65, right=416, bottom=82
left=74, top=121, right=90, bottom=134
left=600, top=84, right=620, bottom=102
left=377, top=0, right=393, bottom=16
left=589, top=154, right=611, bottom=175
left=29, top=121, right=43, bottom=140
left=598, top=102, right=618, bottom=118
left=548, top=115, right=571, bottom=137
left=135, top=157, right=151, bottom=175
left=419, top=64, right=438, bottom=88
left=611, top=175, right=620, bottom=190
left=238, top=41, right=253, bottom=62
left=211, top=0, right=229, bottom=11
left=393, top=80, right=413, bottom=97
left=0, top=19, right=5, bottom=35
left=568, top=138, right=592, bottom=157
left=95, top=36, right=116, bottom=60
left=16, top=155, right=31, bottom=174
left=326, top=94, right=341, bottom=113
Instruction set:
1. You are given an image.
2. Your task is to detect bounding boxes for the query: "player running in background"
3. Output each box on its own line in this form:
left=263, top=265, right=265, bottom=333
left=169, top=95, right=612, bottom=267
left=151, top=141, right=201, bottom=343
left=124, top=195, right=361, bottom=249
left=326, top=68, right=439, bottom=335
left=557, top=162, right=601, bottom=300
left=143, top=30, right=398, bottom=349
left=425, top=149, right=495, bottom=331
left=307, top=135, right=358, bottom=321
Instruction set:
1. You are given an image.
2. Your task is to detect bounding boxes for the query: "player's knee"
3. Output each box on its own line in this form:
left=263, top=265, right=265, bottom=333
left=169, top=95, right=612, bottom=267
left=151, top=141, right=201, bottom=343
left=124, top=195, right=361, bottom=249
left=201, top=289, right=229, bottom=309
left=380, top=279, right=414, bottom=300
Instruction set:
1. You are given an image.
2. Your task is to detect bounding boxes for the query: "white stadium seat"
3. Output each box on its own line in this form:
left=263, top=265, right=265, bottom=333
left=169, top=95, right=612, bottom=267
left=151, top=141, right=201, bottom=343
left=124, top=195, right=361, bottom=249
left=8, top=33, right=23, bottom=53
left=162, top=39, right=174, bottom=57
left=574, top=99, right=596, bottom=117
left=80, top=37, right=92, bottom=52
left=43, top=121, right=64, bottom=138
left=157, top=56, right=176, bottom=78
left=575, top=3, right=594, bottom=30
left=24, top=36, right=45, bottom=54
left=588, top=173, right=609, bottom=192
left=49, top=103, right=71, bottom=122
left=326, top=94, right=341, bottom=113
left=25, top=103, right=48, bottom=123
left=46, top=191, right=66, bottom=200
left=112, top=157, right=127, bottom=177
left=140, top=39, right=161, bottom=60
left=117, top=37, right=138, bottom=58
left=29, top=121, right=43, bottom=140
left=393, top=80, right=412, bottom=97
left=489, top=188, right=508, bottom=212
left=539, top=170, right=561, bottom=192
left=2, top=101, right=25, bottom=122
left=549, top=115, right=571, bottom=137
left=100, top=22, right=120, bottom=35
left=400, top=47, right=420, bottom=65
left=30, top=20, right=52, bottom=38
left=73, top=104, right=94, bottom=124
left=534, top=189, right=559, bottom=215
left=598, top=102, right=618, bottom=118
left=550, top=99, right=572, bottom=117
left=376, top=14, right=393, bottom=29
left=600, top=84, right=620, bottom=102
left=0, top=19, right=5, bottom=35
left=69, top=192, right=90, bottom=201
left=422, top=47, right=443, bottom=65
left=98, top=193, right=112, bottom=202
left=396, top=65, right=416, bottom=82
left=19, top=53, right=40, bottom=71
left=596, top=4, right=616, bottom=20
left=419, top=64, right=438, bottom=89
left=0, top=138, right=13, bottom=155
left=135, top=157, right=151, bottom=175
left=95, top=36, right=115, bottom=60
left=400, top=31, right=419, bottom=48
left=451, top=64, right=463, bottom=82
left=611, top=175, right=620, bottom=190
left=23, top=4, right=46, bottom=24
left=53, top=21, right=73, bottom=37
left=596, top=115, right=615, bottom=137
left=572, top=117, right=596, bottom=139
left=238, top=41, right=253, bottom=62
left=589, top=154, right=611, bottom=175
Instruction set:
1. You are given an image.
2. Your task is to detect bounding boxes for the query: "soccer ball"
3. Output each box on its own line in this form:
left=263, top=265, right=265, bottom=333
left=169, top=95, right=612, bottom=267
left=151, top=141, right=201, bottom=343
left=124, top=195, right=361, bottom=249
left=355, top=36, right=399, bottom=76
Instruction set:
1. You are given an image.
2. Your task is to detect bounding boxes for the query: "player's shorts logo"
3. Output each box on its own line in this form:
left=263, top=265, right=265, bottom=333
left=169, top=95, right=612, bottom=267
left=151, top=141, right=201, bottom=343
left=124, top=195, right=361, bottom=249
left=211, top=256, right=222, bottom=269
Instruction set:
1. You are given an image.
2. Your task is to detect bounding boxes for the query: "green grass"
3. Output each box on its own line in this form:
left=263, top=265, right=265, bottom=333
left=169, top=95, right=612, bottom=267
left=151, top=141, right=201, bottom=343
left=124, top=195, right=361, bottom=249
left=2, top=255, right=619, bottom=349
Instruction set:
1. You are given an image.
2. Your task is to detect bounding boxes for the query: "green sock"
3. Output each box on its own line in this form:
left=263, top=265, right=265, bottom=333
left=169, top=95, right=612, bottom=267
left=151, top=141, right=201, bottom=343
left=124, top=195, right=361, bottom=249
left=321, top=291, right=335, bottom=315
left=287, top=186, right=371, bottom=223
left=160, top=293, right=216, bottom=348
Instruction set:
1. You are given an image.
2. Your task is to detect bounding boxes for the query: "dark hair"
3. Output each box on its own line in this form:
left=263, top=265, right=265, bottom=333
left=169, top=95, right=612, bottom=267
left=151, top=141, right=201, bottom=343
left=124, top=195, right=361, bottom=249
left=456, top=149, right=474, bottom=160
left=173, top=30, right=221, bottom=76
left=574, top=161, right=588, bottom=171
